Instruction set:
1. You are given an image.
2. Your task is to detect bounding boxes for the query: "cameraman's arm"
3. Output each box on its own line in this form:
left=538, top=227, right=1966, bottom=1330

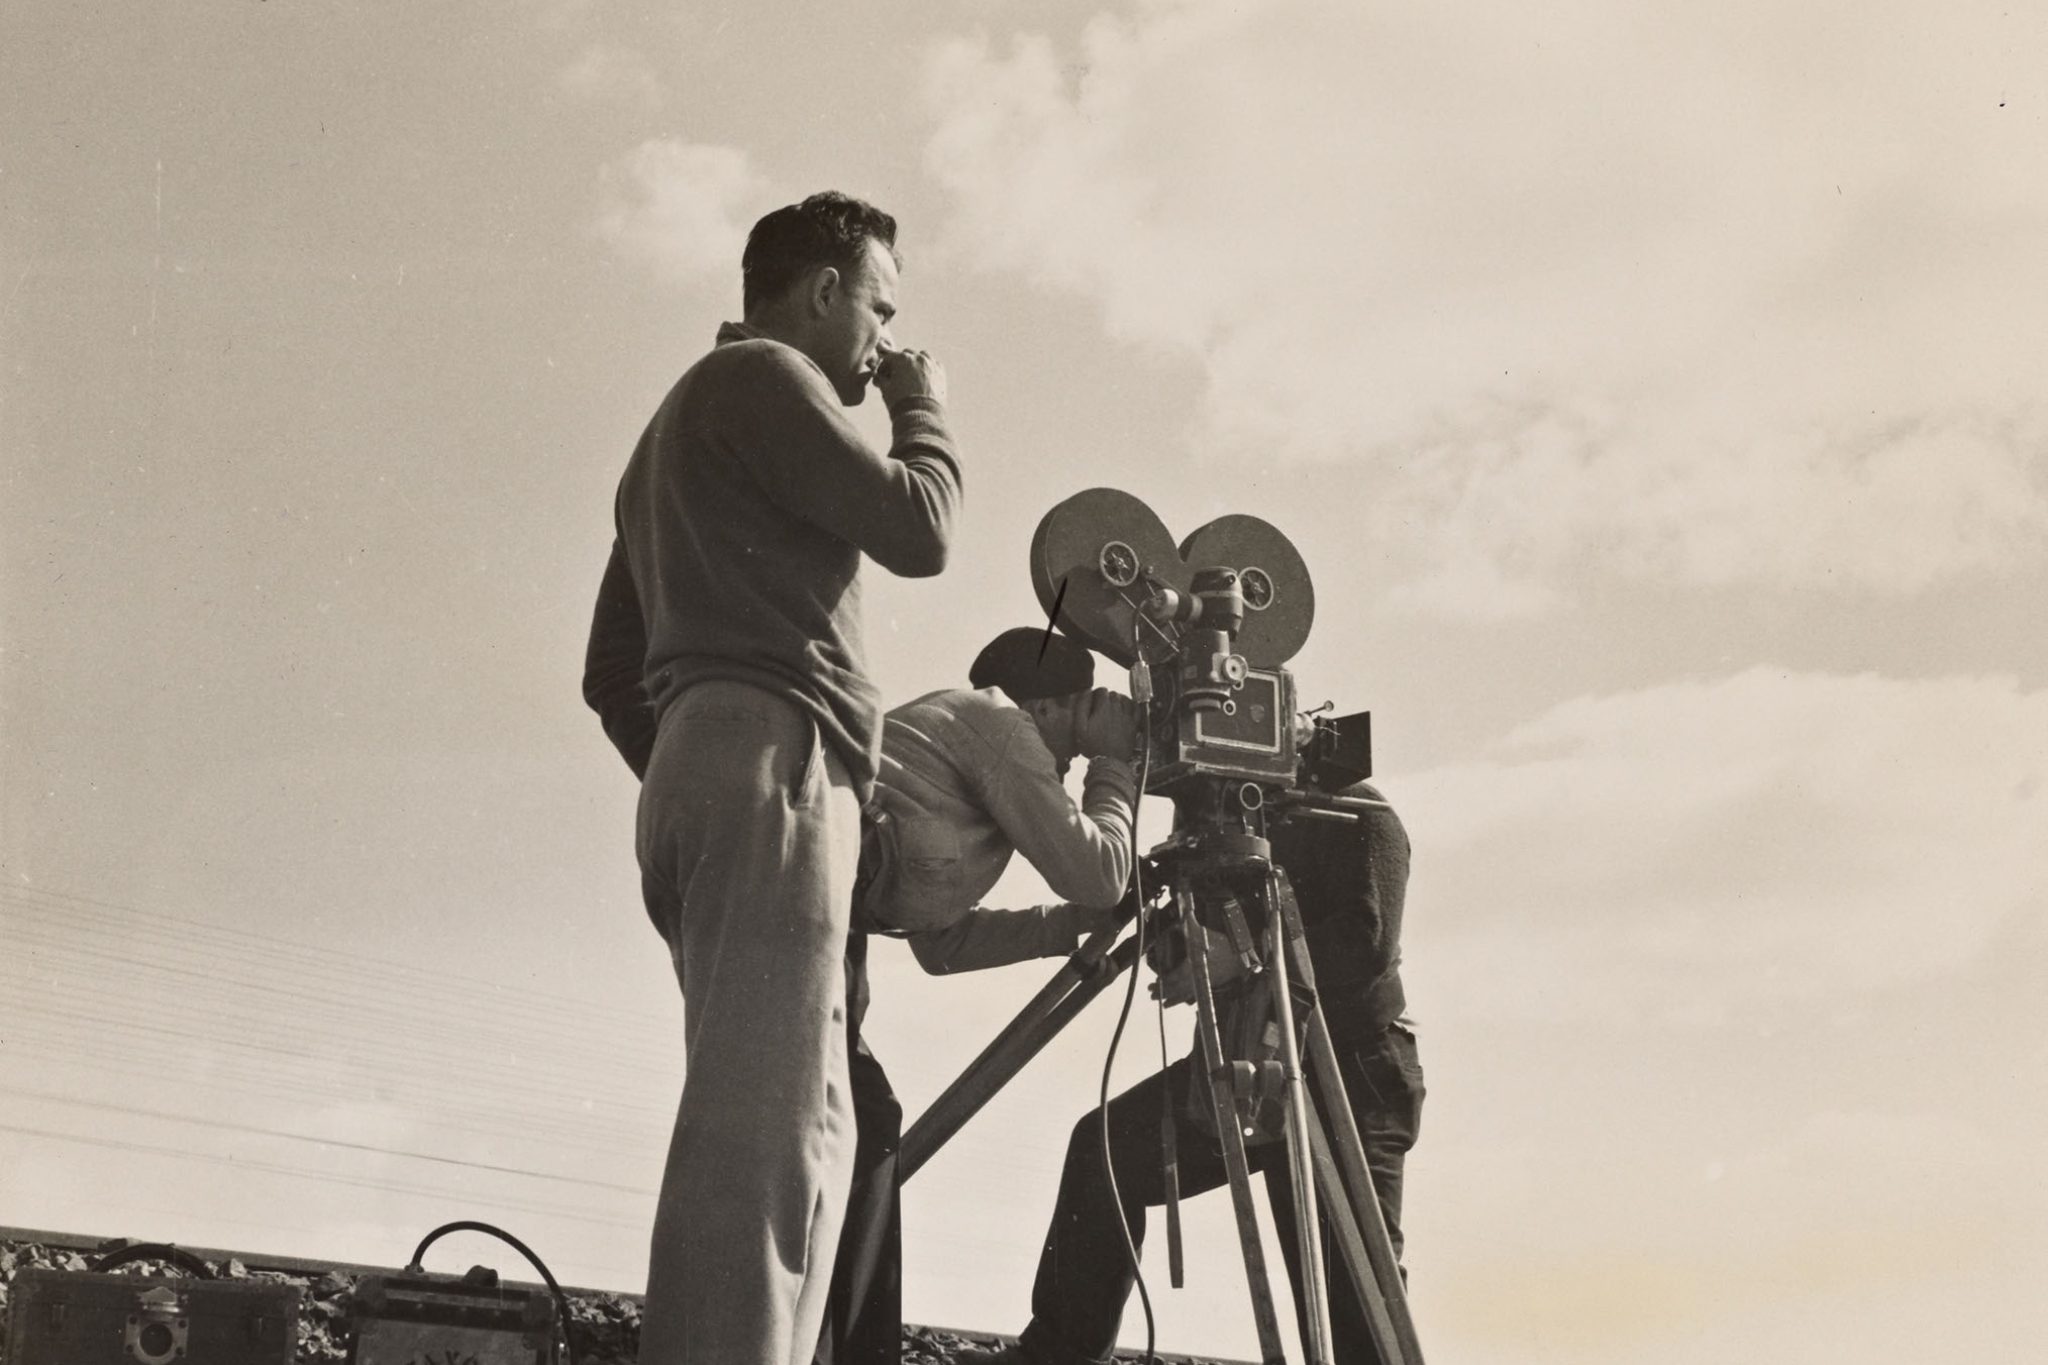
left=985, top=721, right=1137, bottom=908
left=906, top=902, right=1113, bottom=975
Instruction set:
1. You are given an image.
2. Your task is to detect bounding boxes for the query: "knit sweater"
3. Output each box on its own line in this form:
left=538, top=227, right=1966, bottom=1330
left=1267, top=780, right=1411, bottom=1029
left=583, top=322, right=962, bottom=793
left=862, top=688, right=1139, bottom=974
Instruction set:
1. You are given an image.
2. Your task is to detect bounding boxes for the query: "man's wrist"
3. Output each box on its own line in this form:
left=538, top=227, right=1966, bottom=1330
left=1085, top=754, right=1139, bottom=797
left=885, top=393, right=945, bottom=420
left=1053, top=901, right=1120, bottom=941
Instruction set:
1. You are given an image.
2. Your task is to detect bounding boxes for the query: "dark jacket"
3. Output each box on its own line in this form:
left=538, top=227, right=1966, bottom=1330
left=1268, top=781, right=1410, bottom=1031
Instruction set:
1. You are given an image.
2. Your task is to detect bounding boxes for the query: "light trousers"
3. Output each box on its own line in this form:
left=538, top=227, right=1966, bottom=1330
left=636, top=680, right=863, bottom=1365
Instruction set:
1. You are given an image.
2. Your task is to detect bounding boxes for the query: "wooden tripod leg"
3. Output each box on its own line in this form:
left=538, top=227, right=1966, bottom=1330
left=1162, top=1099, right=1186, bottom=1288
left=1274, top=875, right=1427, bottom=1365
left=1299, top=1017, right=1424, bottom=1364
left=1263, top=872, right=1331, bottom=1365
left=1185, top=888, right=1289, bottom=1365
left=1302, top=1092, right=1408, bottom=1365
left=900, top=928, right=1140, bottom=1181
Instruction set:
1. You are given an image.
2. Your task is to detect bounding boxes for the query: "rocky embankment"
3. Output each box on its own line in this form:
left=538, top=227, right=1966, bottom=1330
left=0, top=1238, right=1020, bottom=1363
left=1, top=1236, right=1211, bottom=1364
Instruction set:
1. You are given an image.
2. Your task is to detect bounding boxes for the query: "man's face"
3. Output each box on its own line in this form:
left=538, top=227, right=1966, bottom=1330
left=813, top=238, right=898, bottom=406
left=1022, top=693, right=1083, bottom=774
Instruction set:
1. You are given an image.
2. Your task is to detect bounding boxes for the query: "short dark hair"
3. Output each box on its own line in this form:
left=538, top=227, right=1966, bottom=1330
left=742, top=192, right=900, bottom=314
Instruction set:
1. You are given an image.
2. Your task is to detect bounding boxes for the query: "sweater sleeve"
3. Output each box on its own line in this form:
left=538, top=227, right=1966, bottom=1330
left=907, top=903, right=1105, bottom=975
left=582, top=536, right=656, bottom=780
left=980, top=719, right=1137, bottom=909
left=735, top=346, right=962, bottom=578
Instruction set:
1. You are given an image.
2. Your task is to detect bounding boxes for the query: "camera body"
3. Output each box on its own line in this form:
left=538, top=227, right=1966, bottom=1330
left=1133, top=561, right=1304, bottom=796
left=1027, top=488, right=1373, bottom=806
left=1143, top=656, right=1299, bottom=794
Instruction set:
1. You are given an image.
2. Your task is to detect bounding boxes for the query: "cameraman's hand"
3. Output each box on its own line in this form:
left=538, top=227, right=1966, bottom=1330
left=1152, top=961, right=1195, bottom=1007
left=1149, top=924, right=1243, bottom=1007
left=1108, top=877, right=1153, bottom=928
left=875, top=344, right=946, bottom=408
left=1078, top=688, right=1137, bottom=762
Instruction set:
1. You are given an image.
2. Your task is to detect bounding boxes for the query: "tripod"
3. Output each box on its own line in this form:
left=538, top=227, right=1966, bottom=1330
left=899, top=801, right=1424, bottom=1365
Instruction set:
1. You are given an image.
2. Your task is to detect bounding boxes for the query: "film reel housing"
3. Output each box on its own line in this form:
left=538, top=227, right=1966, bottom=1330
left=1030, top=488, right=1345, bottom=797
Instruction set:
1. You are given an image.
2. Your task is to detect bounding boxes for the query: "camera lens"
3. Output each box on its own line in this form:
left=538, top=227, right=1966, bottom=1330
left=137, top=1322, right=177, bottom=1361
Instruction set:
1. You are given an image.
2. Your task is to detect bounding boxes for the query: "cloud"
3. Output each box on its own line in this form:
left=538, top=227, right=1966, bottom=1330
left=1397, top=667, right=2047, bottom=1020
left=923, top=0, right=2048, bottom=608
left=1382, top=402, right=2048, bottom=618
left=596, top=138, right=763, bottom=286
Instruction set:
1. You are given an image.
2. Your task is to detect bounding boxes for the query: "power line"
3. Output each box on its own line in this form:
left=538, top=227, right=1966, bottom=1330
left=2, top=972, right=660, bottom=1119
left=0, top=893, right=689, bottom=1100
left=4, top=932, right=678, bottom=1113
left=0, top=1085, right=653, bottom=1196
left=0, top=1121, right=645, bottom=1232
left=0, top=886, right=680, bottom=1045
left=0, top=1010, right=663, bottom=1158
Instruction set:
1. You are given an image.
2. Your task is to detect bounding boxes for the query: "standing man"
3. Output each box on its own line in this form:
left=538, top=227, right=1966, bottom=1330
left=965, top=773, right=1424, bottom=1365
left=583, top=191, right=962, bottom=1365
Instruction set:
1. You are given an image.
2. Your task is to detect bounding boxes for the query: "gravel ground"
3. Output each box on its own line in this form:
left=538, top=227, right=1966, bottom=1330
left=1, top=1238, right=1214, bottom=1364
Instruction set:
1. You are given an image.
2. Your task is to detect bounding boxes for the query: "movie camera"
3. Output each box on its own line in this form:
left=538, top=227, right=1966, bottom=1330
left=901, top=489, right=1423, bottom=1365
left=1029, top=488, right=1372, bottom=806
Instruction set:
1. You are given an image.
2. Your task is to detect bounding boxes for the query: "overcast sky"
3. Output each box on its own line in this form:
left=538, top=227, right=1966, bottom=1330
left=4, top=2, right=2045, bottom=1361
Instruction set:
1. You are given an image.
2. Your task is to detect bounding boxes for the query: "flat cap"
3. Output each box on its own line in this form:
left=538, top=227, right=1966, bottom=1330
left=970, top=627, right=1095, bottom=702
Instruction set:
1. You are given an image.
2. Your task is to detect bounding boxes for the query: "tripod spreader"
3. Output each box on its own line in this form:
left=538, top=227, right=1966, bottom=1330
left=899, top=925, right=1145, bottom=1182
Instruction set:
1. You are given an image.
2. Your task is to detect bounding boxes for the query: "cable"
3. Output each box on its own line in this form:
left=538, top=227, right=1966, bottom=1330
left=1097, top=633, right=1160, bottom=1365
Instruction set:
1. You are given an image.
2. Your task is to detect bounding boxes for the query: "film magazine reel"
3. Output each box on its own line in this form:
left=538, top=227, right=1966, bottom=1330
left=1028, top=488, right=1315, bottom=673
left=1031, top=488, right=1356, bottom=799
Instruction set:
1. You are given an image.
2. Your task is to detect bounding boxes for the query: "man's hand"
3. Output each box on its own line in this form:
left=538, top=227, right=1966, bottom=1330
left=1152, top=960, right=1196, bottom=1007
left=875, top=344, right=946, bottom=407
left=1077, top=688, right=1137, bottom=762
left=1149, top=923, right=1245, bottom=1007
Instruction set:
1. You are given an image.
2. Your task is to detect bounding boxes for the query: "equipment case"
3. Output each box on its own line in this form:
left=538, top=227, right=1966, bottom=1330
left=3, top=1266, right=301, bottom=1365
left=348, top=1267, right=560, bottom=1365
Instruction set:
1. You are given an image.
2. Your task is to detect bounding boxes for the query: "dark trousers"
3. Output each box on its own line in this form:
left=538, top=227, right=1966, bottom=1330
left=1018, top=1021, right=1424, bottom=1365
left=815, top=931, right=904, bottom=1365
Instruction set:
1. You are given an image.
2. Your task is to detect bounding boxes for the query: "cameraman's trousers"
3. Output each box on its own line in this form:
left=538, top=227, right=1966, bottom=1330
left=813, top=929, right=904, bottom=1365
left=636, top=681, right=863, bottom=1365
left=1018, top=1021, right=1424, bottom=1365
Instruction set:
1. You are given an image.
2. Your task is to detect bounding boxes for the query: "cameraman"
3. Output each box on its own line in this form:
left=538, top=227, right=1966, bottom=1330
left=868, top=625, right=1139, bottom=973
left=819, top=625, right=1140, bottom=1365
left=964, top=772, right=1424, bottom=1365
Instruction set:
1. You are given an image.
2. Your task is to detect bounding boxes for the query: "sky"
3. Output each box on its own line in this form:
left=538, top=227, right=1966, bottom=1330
left=4, top=1, right=2046, bottom=1360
